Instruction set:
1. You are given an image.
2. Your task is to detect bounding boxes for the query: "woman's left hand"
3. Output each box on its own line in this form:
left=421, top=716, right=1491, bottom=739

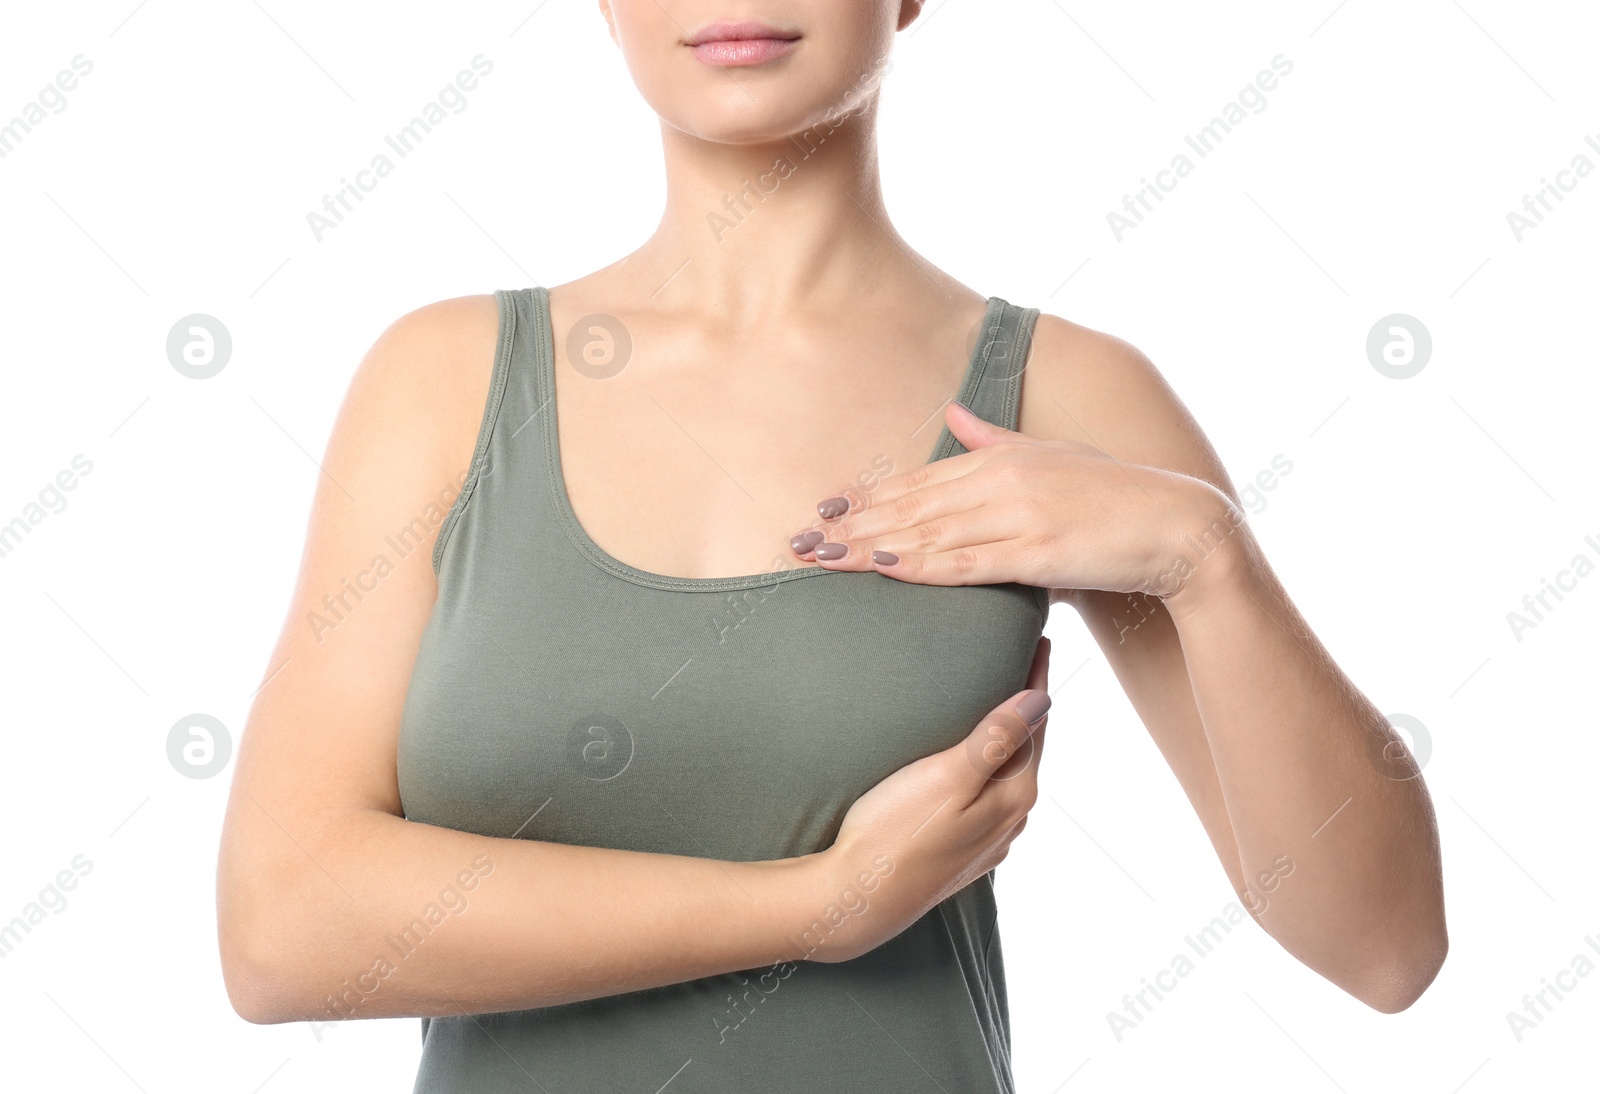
left=788, top=401, right=1233, bottom=600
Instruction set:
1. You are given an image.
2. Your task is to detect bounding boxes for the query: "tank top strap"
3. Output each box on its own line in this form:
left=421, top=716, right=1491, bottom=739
left=930, top=296, right=1041, bottom=461
left=429, top=286, right=548, bottom=575
left=500, top=285, right=548, bottom=431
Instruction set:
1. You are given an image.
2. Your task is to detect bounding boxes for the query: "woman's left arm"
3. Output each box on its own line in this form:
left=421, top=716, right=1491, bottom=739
left=793, top=315, right=1447, bottom=1013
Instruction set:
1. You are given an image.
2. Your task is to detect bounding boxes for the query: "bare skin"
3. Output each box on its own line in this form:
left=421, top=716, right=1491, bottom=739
left=214, top=280, right=1055, bottom=1024
left=217, top=0, right=1445, bottom=1028
left=792, top=328, right=1449, bottom=1010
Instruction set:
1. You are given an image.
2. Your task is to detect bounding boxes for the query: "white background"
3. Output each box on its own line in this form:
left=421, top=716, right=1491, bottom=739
left=1, top=1, right=1596, bottom=1091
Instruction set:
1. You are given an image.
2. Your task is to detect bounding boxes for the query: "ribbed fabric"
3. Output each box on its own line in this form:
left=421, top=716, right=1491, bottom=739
left=397, top=287, right=1047, bottom=1093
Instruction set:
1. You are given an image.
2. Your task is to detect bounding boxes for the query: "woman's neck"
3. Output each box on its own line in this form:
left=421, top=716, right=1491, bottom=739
left=629, top=107, right=937, bottom=316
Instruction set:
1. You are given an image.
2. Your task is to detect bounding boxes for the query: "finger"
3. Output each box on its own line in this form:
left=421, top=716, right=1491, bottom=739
left=819, top=454, right=979, bottom=521
left=947, top=401, right=1102, bottom=460
left=1030, top=638, right=1051, bottom=765
left=864, top=538, right=1024, bottom=585
left=957, top=687, right=1050, bottom=790
left=945, top=398, right=1029, bottom=445
left=1027, top=636, right=1051, bottom=690
left=991, top=638, right=1051, bottom=780
left=830, top=490, right=1026, bottom=561
left=831, top=496, right=1038, bottom=574
left=1029, top=721, right=1049, bottom=766
left=793, top=476, right=985, bottom=567
left=991, top=720, right=1043, bottom=782
left=805, top=516, right=1015, bottom=572
left=825, top=482, right=988, bottom=551
left=1015, top=638, right=1052, bottom=770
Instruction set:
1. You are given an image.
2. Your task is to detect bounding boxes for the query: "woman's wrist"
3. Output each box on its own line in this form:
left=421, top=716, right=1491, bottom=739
left=751, top=846, right=902, bottom=965
left=1153, top=481, right=1253, bottom=617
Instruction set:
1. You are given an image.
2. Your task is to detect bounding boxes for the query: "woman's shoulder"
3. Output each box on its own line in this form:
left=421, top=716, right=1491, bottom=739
left=364, top=292, right=502, bottom=386
left=356, top=292, right=501, bottom=388
left=1021, top=310, right=1233, bottom=497
left=340, top=292, right=504, bottom=476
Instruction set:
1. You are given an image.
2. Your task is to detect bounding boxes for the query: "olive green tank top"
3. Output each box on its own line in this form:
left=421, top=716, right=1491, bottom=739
left=397, top=286, right=1047, bottom=1093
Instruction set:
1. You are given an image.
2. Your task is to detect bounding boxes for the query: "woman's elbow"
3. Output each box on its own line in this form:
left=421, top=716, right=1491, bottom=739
left=217, top=864, right=318, bottom=1025
left=1352, top=930, right=1449, bottom=1014
left=219, top=926, right=304, bottom=1025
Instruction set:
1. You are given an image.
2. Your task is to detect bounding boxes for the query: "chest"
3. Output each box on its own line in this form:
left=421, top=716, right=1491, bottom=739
left=547, top=327, right=973, bottom=581
left=397, top=566, right=1046, bottom=861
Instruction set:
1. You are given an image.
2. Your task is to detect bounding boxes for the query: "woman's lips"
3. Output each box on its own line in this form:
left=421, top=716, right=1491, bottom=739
left=686, top=21, right=800, bottom=66
left=691, top=37, right=799, bottom=65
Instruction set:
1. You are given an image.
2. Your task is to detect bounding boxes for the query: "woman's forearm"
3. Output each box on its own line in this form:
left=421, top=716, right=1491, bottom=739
left=218, top=806, right=823, bottom=1025
left=1161, top=508, right=1447, bottom=1011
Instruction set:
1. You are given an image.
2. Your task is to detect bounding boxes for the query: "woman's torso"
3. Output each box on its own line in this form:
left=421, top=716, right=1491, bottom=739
left=397, top=285, right=1047, bottom=1094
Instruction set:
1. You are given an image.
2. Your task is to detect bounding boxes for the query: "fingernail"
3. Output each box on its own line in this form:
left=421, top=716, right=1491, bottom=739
left=818, top=496, right=849, bottom=519
left=871, top=550, right=899, bottom=566
left=814, top=542, right=847, bottom=560
left=790, top=530, right=824, bottom=554
left=1016, top=690, right=1051, bottom=726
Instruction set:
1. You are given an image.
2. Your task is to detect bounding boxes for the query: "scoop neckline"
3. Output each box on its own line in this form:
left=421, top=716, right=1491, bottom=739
left=533, top=285, right=1006, bottom=593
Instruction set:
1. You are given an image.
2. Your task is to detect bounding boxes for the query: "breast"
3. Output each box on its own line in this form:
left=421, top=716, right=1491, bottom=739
left=398, top=567, right=1046, bottom=863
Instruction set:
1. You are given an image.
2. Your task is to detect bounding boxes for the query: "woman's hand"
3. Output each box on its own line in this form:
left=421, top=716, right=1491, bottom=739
left=799, top=638, right=1051, bottom=964
left=788, top=401, right=1234, bottom=599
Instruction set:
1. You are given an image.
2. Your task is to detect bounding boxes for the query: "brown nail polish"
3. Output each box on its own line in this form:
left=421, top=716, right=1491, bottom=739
left=814, top=542, right=847, bottom=560
left=818, top=496, right=849, bottom=520
left=790, top=530, right=824, bottom=554
left=871, top=550, right=899, bottom=566
left=1015, top=690, right=1051, bottom=726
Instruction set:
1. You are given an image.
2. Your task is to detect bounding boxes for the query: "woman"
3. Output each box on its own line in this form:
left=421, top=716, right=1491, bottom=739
left=216, top=3, right=1448, bottom=1091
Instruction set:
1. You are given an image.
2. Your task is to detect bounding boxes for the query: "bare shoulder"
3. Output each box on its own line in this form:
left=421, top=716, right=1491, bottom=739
left=1018, top=312, right=1244, bottom=608
left=1019, top=311, right=1238, bottom=499
left=343, top=293, right=502, bottom=474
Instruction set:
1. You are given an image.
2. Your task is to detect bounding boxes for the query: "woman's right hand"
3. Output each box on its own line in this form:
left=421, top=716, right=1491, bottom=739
left=798, top=636, right=1052, bottom=964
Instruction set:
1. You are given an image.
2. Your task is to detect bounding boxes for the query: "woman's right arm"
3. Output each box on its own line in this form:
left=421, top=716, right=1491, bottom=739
left=215, top=296, right=1049, bottom=1025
